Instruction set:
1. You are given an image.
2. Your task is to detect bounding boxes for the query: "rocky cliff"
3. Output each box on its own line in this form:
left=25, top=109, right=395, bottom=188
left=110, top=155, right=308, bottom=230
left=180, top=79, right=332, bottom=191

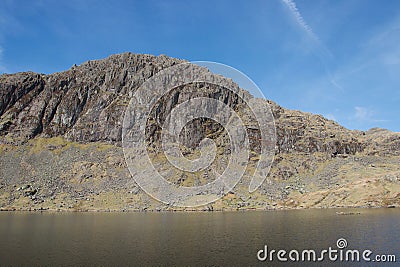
left=0, top=53, right=399, bottom=211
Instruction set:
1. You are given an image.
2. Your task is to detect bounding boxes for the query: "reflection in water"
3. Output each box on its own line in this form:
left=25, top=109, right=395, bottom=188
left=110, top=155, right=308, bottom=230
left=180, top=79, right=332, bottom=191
left=0, top=209, right=399, bottom=266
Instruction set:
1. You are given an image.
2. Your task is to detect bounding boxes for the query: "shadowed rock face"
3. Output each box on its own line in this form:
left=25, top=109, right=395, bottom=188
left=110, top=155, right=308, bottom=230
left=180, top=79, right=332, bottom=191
left=1, top=52, right=389, bottom=156
left=0, top=53, right=185, bottom=143
left=0, top=52, right=399, bottom=211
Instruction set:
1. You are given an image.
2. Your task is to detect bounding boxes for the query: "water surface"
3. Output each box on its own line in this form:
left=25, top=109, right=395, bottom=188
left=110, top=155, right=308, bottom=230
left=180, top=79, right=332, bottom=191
left=0, top=209, right=399, bottom=266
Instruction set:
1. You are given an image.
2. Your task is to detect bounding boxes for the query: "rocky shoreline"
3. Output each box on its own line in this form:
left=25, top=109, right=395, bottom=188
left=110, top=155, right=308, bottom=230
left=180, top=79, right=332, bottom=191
left=0, top=205, right=397, bottom=213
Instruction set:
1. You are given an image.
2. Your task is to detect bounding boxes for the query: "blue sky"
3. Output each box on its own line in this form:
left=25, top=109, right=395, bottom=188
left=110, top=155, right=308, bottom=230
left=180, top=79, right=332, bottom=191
left=0, top=0, right=399, bottom=131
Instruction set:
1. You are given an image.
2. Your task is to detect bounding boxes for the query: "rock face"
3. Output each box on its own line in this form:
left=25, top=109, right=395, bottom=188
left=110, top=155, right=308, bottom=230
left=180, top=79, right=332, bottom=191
left=0, top=54, right=184, bottom=143
left=0, top=52, right=399, bottom=211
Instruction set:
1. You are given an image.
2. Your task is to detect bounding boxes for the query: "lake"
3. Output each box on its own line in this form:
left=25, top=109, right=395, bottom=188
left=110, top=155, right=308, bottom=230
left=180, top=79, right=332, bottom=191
left=0, top=209, right=399, bottom=266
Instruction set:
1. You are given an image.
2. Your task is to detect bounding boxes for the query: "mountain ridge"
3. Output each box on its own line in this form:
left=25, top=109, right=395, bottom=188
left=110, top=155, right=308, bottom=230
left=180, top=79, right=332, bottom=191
left=0, top=52, right=399, bottom=211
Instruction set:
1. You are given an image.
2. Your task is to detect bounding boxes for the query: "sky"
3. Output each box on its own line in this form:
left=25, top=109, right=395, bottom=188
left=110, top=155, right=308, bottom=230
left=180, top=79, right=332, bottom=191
left=0, top=0, right=399, bottom=132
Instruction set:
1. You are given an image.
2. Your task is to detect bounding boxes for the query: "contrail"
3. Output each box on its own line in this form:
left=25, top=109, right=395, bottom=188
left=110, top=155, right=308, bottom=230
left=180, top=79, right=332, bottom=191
left=281, top=0, right=341, bottom=91
left=281, top=0, right=319, bottom=42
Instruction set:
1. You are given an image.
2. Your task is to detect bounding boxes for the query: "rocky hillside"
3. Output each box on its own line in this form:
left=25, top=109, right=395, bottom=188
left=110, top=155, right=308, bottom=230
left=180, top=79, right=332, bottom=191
left=0, top=52, right=399, bottom=211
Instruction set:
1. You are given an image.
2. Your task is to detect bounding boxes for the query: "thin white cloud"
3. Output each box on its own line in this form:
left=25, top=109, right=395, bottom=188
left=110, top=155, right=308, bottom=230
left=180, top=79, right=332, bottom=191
left=281, top=0, right=319, bottom=42
left=353, top=106, right=387, bottom=123
left=335, top=17, right=400, bottom=81
left=281, top=0, right=340, bottom=93
left=354, top=106, right=369, bottom=121
left=325, top=113, right=336, bottom=121
left=329, top=76, right=344, bottom=91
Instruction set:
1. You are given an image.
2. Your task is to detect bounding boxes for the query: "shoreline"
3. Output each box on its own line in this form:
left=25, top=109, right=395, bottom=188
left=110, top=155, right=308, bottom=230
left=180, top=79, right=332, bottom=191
left=0, top=205, right=396, bottom=213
